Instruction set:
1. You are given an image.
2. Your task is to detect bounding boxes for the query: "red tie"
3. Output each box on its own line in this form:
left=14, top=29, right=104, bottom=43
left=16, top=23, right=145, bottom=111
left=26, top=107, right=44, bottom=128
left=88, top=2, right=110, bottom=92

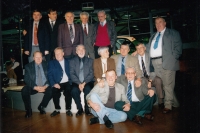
left=84, top=24, right=87, bottom=35
left=34, top=23, right=38, bottom=45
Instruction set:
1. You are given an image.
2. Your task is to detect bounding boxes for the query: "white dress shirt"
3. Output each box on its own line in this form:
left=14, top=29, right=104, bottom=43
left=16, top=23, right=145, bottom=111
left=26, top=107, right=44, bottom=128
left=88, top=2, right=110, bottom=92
left=59, top=59, right=69, bottom=83
left=128, top=80, right=139, bottom=102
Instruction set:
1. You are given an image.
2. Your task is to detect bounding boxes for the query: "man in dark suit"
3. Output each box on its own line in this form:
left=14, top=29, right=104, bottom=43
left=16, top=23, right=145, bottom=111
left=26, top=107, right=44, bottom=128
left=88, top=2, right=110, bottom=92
left=45, top=8, right=63, bottom=61
left=58, top=12, right=84, bottom=59
left=21, top=51, right=52, bottom=118
left=24, top=10, right=50, bottom=62
left=70, top=45, right=94, bottom=116
left=48, top=47, right=72, bottom=117
left=93, top=10, right=117, bottom=58
left=135, top=43, right=164, bottom=108
left=80, top=12, right=95, bottom=59
left=115, top=67, right=156, bottom=125
left=140, top=17, right=182, bottom=113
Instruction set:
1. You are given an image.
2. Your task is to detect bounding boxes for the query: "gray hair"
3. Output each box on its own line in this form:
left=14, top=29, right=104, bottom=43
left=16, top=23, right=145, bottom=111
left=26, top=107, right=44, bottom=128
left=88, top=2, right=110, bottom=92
left=98, top=47, right=109, bottom=56
left=125, top=66, right=136, bottom=72
left=76, top=44, right=85, bottom=50
left=64, top=12, right=74, bottom=18
left=97, top=10, right=106, bottom=15
left=80, top=12, right=89, bottom=18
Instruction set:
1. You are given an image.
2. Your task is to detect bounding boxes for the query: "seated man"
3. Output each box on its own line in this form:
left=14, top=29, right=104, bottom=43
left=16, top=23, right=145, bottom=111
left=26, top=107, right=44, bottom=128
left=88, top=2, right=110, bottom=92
left=86, top=70, right=130, bottom=129
left=115, top=67, right=156, bottom=125
left=48, top=47, right=72, bottom=117
left=135, top=42, right=164, bottom=108
left=70, top=44, right=94, bottom=116
left=21, top=51, right=52, bottom=118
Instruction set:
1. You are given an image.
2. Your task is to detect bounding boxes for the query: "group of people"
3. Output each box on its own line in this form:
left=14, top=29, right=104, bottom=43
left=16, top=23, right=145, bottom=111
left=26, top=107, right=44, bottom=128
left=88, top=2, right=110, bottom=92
left=21, top=8, right=182, bottom=129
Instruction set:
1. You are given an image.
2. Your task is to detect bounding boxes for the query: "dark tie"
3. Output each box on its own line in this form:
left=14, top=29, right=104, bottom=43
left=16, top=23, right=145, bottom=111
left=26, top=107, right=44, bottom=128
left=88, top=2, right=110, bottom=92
left=79, top=58, right=84, bottom=83
left=84, top=24, right=87, bottom=35
left=34, top=23, right=38, bottom=45
left=121, top=57, right=125, bottom=75
left=127, top=82, right=132, bottom=103
left=153, top=32, right=161, bottom=49
left=69, top=24, right=74, bottom=41
left=51, top=21, right=54, bottom=30
left=37, top=66, right=43, bottom=86
left=141, top=57, right=149, bottom=79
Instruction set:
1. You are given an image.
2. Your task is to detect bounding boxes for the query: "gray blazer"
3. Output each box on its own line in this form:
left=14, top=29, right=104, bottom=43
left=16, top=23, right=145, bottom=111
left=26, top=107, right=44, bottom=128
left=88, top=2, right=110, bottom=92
left=117, top=75, right=148, bottom=101
left=86, top=82, right=130, bottom=104
left=146, top=28, right=182, bottom=71
left=69, top=56, right=94, bottom=84
left=82, top=24, right=94, bottom=53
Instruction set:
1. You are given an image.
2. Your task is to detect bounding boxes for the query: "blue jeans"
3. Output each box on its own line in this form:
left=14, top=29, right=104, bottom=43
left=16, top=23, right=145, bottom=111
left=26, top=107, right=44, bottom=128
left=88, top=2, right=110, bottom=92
left=90, top=93, right=127, bottom=124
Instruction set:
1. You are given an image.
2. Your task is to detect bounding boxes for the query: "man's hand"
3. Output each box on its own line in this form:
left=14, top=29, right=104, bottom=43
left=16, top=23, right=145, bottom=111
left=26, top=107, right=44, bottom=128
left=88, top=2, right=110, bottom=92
left=23, top=30, right=27, bottom=36
left=98, top=79, right=105, bottom=88
left=135, top=78, right=142, bottom=87
left=131, top=51, right=138, bottom=56
left=79, top=82, right=86, bottom=91
left=147, top=89, right=154, bottom=97
left=148, top=81, right=152, bottom=89
left=34, top=86, right=45, bottom=92
left=24, top=51, right=29, bottom=55
left=54, top=84, right=61, bottom=89
left=45, top=51, right=49, bottom=55
left=123, top=103, right=130, bottom=111
left=88, top=101, right=101, bottom=112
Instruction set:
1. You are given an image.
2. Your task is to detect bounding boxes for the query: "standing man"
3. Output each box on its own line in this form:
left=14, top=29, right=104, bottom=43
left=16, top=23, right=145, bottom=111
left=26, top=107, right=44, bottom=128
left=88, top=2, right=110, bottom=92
left=70, top=45, right=94, bottom=116
left=80, top=12, right=95, bottom=59
left=93, top=10, right=117, bottom=58
left=86, top=70, right=130, bottom=129
left=58, top=12, right=84, bottom=59
left=24, top=10, right=50, bottom=62
left=45, top=8, right=63, bottom=61
left=21, top=51, right=52, bottom=118
left=135, top=42, right=164, bottom=108
left=48, top=47, right=72, bottom=117
left=133, top=17, right=182, bottom=113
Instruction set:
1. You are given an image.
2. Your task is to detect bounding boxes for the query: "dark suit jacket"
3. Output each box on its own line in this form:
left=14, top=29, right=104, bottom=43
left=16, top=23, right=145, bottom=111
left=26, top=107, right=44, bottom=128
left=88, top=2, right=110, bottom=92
left=146, top=28, right=182, bottom=71
left=117, top=75, right=148, bottom=101
left=48, top=58, right=70, bottom=87
left=24, top=20, right=50, bottom=56
left=45, top=19, right=63, bottom=51
left=93, top=20, right=117, bottom=49
left=58, top=22, right=84, bottom=56
left=93, top=58, right=115, bottom=84
left=69, top=56, right=94, bottom=84
left=82, top=23, right=94, bottom=53
left=24, top=61, right=49, bottom=88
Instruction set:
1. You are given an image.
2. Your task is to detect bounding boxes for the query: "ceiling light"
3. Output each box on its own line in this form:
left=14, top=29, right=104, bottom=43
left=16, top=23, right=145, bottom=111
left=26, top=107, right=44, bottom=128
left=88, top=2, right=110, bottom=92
left=135, top=28, right=139, bottom=30
left=132, top=25, right=137, bottom=27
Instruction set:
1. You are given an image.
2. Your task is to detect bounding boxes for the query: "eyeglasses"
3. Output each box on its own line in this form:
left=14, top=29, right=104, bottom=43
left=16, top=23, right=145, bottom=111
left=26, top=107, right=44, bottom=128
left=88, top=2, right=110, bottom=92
left=126, top=72, right=135, bottom=75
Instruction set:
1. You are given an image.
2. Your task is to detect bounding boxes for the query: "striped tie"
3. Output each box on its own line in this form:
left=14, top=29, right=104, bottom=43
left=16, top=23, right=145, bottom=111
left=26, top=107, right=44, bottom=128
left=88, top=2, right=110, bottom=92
left=127, top=82, right=132, bottom=103
left=141, top=57, right=149, bottom=79
left=121, top=57, right=125, bottom=75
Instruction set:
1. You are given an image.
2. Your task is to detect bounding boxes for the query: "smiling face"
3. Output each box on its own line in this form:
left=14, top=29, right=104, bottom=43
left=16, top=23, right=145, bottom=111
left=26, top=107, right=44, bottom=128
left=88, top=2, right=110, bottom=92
left=76, top=45, right=85, bottom=58
left=33, top=52, right=43, bottom=65
left=106, top=70, right=117, bottom=86
left=98, top=12, right=106, bottom=22
left=136, top=44, right=146, bottom=56
left=65, top=12, right=74, bottom=24
left=100, top=49, right=109, bottom=59
left=155, top=17, right=166, bottom=32
left=54, top=49, right=64, bottom=61
left=80, top=14, right=88, bottom=24
left=48, top=11, right=57, bottom=21
left=125, top=68, right=136, bottom=81
left=120, top=45, right=130, bottom=57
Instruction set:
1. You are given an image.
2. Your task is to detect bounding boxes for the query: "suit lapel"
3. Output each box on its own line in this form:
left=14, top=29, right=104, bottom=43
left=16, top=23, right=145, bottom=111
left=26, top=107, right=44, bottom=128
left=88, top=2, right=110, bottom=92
left=98, top=58, right=103, bottom=74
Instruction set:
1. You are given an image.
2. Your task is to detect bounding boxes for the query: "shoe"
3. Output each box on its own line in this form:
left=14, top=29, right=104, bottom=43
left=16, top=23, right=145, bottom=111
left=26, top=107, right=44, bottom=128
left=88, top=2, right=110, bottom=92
left=38, top=105, right=46, bottom=114
left=89, top=117, right=99, bottom=125
left=85, top=109, right=92, bottom=116
left=76, top=108, right=83, bottom=116
left=50, top=110, right=60, bottom=117
left=105, top=120, right=114, bottom=129
left=25, top=109, right=32, bottom=118
left=144, top=113, right=154, bottom=121
left=163, top=108, right=171, bottom=114
left=159, top=103, right=164, bottom=109
left=133, top=115, right=142, bottom=125
left=66, top=110, right=73, bottom=116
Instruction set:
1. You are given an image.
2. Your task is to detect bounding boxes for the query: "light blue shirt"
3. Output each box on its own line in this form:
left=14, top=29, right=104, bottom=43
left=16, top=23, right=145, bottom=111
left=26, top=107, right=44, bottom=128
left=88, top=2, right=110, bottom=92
left=35, top=64, right=47, bottom=86
left=116, top=55, right=127, bottom=76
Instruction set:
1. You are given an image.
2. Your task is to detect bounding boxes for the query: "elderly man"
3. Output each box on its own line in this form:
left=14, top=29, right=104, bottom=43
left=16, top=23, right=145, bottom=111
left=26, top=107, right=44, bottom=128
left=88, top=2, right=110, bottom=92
left=115, top=67, right=156, bottom=125
left=48, top=47, right=72, bottom=117
left=80, top=12, right=95, bottom=59
left=21, top=51, right=52, bottom=118
left=93, top=10, right=117, bottom=58
left=135, top=42, right=164, bottom=108
left=86, top=70, right=130, bottom=129
left=70, top=45, right=94, bottom=116
left=58, top=12, right=84, bottom=59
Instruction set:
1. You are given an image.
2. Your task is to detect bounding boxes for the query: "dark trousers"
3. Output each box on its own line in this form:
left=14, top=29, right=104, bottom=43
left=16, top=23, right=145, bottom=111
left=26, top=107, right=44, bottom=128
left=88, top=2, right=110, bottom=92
left=94, top=45, right=113, bottom=58
left=71, top=82, right=93, bottom=111
left=21, top=85, right=52, bottom=110
left=52, top=82, right=72, bottom=110
left=115, top=94, right=156, bottom=120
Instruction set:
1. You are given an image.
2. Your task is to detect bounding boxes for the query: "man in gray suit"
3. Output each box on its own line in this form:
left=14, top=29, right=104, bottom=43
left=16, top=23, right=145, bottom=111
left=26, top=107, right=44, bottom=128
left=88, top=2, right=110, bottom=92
left=86, top=70, right=130, bottom=129
left=135, top=42, right=164, bottom=108
left=80, top=12, right=95, bottom=59
left=70, top=45, right=94, bottom=116
left=133, top=17, right=182, bottom=113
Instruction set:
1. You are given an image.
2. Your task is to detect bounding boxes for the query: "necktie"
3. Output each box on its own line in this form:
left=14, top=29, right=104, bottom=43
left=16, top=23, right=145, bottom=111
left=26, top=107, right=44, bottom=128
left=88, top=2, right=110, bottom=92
left=84, top=24, right=87, bottom=35
left=69, top=24, right=74, bottom=41
left=121, top=57, right=125, bottom=75
left=103, top=62, right=106, bottom=73
left=79, top=58, right=84, bottom=83
left=100, top=22, right=104, bottom=27
left=34, top=23, right=38, bottom=45
left=141, top=57, right=149, bottom=78
left=127, top=82, right=132, bottom=103
left=51, top=21, right=54, bottom=30
left=153, top=32, right=161, bottom=49
left=37, top=66, right=43, bottom=86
